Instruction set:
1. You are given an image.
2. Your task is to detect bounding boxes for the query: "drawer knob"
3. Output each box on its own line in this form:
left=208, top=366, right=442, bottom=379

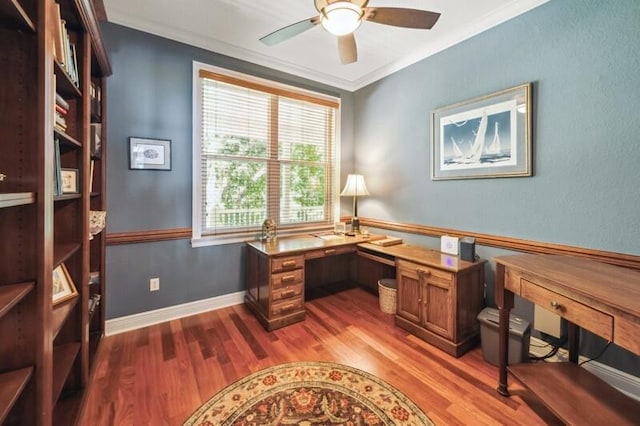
left=324, top=249, right=336, bottom=255
left=282, top=260, right=297, bottom=268
left=281, top=303, right=295, bottom=312
left=416, top=268, right=431, bottom=276
left=281, top=289, right=295, bottom=298
left=281, top=275, right=296, bottom=283
left=550, top=301, right=562, bottom=310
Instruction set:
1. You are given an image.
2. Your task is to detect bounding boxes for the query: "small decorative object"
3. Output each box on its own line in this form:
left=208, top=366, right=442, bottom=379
left=261, top=218, right=277, bottom=241
left=60, top=168, right=79, bottom=193
left=129, top=137, right=171, bottom=170
left=52, top=263, right=77, bottom=305
left=334, top=222, right=345, bottom=234
left=431, top=83, right=532, bottom=180
left=89, top=210, right=106, bottom=240
left=90, top=123, right=102, bottom=158
left=0, top=173, right=6, bottom=181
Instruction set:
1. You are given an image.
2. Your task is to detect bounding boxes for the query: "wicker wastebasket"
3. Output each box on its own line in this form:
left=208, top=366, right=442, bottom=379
left=378, top=278, right=397, bottom=314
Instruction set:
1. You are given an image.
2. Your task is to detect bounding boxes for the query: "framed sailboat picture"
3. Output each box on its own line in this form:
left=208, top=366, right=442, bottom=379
left=430, top=83, right=532, bottom=180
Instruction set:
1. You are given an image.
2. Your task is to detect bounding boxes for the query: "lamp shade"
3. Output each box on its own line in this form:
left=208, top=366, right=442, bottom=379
left=340, top=174, right=369, bottom=197
left=321, top=2, right=363, bottom=36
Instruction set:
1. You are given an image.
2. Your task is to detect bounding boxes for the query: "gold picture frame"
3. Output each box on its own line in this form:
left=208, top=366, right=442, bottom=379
left=431, top=83, right=532, bottom=180
left=52, top=263, right=78, bottom=305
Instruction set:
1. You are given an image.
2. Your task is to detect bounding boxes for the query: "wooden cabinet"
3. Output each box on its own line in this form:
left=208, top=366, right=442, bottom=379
left=0, top=0, right=110, bottom=424
left=395, top=256, right=485, bottom=357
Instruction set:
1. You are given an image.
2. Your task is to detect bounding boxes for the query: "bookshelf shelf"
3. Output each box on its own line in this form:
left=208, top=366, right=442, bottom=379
left=54, top=193, right=82, bottom=202
left=54, top=242, right=82, bottom=267
left=0, top=367, right=34, bottom=424
left=54, top=129, right=82, bottom=148
left=0, top=192, right=36, bottom=209
left=0, top=0, right=36, bottom=32
left=53, top=297, right=79, bottom=340
left=52, top=343, right=81, bottom=403
left=0, top=282, right=34, bottom=319
left=54, top=60, right=81, bottom=98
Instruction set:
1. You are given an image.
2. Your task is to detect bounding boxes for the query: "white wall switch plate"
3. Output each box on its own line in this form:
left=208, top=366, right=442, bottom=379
left=441, top=235, right=459, bottom=255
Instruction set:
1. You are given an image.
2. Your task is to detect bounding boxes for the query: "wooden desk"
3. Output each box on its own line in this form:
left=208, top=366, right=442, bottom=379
left=245, top=234, right=486, bottom=357
left=494, top=254, right=640, bottom=424
left=245, top=234, right=378, bottom=331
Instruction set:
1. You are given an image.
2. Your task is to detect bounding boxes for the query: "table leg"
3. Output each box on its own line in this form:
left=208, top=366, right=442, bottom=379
left=568, top=323, right=580, bottom=363
left=495, top=263, right=514, bottom=396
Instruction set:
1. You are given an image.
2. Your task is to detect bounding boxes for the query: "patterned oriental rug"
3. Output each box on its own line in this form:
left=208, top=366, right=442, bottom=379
left=184, top=361, right=434, bottom=425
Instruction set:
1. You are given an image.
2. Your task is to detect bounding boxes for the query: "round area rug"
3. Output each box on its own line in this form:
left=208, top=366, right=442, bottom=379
left=184, top=361, right=434, bottom=425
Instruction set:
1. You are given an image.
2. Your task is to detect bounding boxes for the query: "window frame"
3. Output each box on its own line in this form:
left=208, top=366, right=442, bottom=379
left=191, top=62, right=341, bottom=247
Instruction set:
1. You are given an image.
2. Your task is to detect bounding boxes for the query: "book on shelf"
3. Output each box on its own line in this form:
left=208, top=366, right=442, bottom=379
left=52, top=2, right=65, bottom=64
left=55, top=92, right=69, bottom=110
left=89, top=160, right=95, bottom=193
left=371, top=236, right=403, bottom=247
left=53, top=138, right=62, bottom=196
left=90, top=82, right=102, bottom=120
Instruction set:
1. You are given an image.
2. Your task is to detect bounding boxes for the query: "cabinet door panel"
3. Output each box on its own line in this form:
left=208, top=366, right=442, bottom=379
left=397, top=268, right=421, bottom=322
left=425, top=281, right=453, bottom=338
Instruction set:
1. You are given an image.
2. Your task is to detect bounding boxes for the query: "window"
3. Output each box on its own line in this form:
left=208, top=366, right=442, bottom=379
left=192, top=63, right=340, bottom=246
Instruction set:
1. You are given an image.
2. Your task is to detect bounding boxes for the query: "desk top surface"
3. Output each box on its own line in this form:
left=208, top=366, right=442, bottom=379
left=247, top=233, right=379, bottom=256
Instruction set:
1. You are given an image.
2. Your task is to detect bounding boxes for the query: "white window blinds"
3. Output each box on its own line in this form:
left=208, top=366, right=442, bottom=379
left=193, top=65, right=339, bottom=243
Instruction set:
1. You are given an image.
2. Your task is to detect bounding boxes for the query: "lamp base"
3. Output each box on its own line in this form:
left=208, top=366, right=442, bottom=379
left=350, top=217, right=360, bottom=233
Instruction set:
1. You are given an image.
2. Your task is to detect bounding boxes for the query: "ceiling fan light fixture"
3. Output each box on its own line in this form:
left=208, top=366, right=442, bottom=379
left=321, top=2, right=363, bottom=36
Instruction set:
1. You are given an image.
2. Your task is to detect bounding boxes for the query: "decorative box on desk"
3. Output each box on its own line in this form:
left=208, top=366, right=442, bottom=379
left=358, top=243, right=487, bottom=357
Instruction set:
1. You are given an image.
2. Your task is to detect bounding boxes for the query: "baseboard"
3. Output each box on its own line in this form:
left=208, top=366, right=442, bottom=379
left=105, top=291, right=246, bottom=336
left=528, top=337, right=640, bottom=401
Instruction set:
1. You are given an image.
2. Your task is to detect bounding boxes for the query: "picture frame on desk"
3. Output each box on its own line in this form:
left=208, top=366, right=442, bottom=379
left=430, top=83, right=532, bottom=180
left=129, top=137, right=171, bottom=170
left=60, top=168, right=79, bottom=193
left=52, top=263, right=78, bottom=305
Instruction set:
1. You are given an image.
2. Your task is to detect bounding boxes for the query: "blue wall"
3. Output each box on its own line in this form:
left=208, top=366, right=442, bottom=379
left=102, top=23, right=355, bottom=318
left=102, top=0, right=639, bottom=374
left=353, top=0, right=639, bottom=374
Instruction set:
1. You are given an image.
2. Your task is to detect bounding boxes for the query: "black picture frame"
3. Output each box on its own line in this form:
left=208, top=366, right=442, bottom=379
left=129, top=137, right=172, bottom=171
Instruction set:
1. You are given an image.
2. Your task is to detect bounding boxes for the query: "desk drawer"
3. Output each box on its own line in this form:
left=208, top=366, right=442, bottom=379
left=272, top=283, right=303, bottom=302
left=397, top=259, right=453, bottom=285
left=521, top=279, right=613, bottom=340
left=271, top=269, right=304, bottom=289
left=305, top=245, right=355, bottom=260
left=271, top=298, right=303, bottom=316
left=272, top=255, right=304, bottom=272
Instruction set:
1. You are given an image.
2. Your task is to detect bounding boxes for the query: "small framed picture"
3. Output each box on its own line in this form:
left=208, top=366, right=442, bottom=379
left=60, top=168, right=79, bottom=193
left=129, top=137, right=171, bottom=170
left=52, top=263, right=78, bottom=305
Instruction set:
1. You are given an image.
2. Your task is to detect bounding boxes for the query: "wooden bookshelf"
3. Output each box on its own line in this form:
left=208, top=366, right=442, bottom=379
left=0, top=0, right=110, bottom=424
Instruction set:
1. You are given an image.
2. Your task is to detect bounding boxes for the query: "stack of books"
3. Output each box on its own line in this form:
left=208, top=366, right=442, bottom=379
left=55, top=93, right=69, bottom=133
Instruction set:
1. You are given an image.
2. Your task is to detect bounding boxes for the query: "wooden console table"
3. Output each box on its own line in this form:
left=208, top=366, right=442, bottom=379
left=494, top=254, right=640, bottom=424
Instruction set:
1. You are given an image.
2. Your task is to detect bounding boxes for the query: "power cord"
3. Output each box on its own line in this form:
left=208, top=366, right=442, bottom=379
left=579, top=341, right=612, bottom=366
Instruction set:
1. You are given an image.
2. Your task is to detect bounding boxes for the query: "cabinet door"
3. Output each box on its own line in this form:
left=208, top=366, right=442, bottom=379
left=396, top=266, right=422, bottom=323
left=424, top=277, right=453, bottom=339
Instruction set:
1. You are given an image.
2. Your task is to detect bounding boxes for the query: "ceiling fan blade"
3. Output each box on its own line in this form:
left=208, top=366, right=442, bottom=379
left=260, top=16, right=320, bottom=46
left=364, top=7, right=441, bottom=29
left=338, top=33, right=357, bottom=64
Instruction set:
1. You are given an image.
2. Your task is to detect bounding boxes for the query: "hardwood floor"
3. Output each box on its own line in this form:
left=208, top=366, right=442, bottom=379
left=79, top=286, right=561, bottom=425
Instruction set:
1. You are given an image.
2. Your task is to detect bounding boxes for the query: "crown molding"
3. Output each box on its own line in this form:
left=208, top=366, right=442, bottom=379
left=105, top=0, right=549, bottom=92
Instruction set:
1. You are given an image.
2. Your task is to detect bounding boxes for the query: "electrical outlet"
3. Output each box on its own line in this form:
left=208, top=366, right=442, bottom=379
left=150, top=277, right=160, bottom=291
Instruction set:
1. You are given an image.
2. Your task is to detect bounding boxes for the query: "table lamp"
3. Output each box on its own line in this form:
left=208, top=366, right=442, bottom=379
left=340, top=174, right=369, bottom=233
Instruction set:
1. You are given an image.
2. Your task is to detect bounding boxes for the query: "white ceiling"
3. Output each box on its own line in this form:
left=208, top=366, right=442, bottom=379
left=103, top=0, right=548, bottom=91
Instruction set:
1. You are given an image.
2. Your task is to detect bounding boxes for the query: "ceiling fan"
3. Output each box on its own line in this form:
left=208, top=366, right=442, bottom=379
left=259, top=0, right=441, bottom=64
